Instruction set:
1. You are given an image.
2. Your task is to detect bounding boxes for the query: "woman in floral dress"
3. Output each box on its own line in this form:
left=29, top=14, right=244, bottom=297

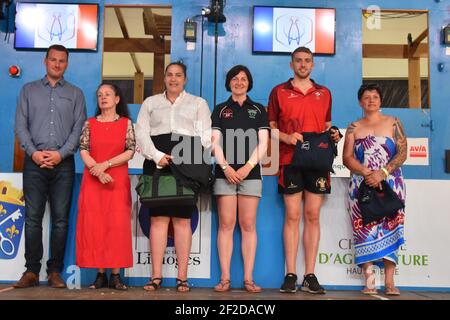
left=343, top=84, right=407, bottom=296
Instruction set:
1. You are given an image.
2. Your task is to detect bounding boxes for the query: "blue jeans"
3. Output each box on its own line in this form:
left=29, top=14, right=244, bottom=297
left=23, top=155, right=74, bottom=275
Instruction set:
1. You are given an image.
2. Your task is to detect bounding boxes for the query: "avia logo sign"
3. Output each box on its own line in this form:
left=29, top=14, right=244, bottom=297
left=404, top=138, right=429, bottom=166
left=409, top=145, right=427, bottom=158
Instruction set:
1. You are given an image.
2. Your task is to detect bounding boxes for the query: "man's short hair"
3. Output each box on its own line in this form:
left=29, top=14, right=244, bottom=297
left=358, top=83, right=383, bottom=103
left=225, top=65, right=253, bottom=92
left=46, top=45, right=69, bottom=59
left=291, top=46, right=313, bottom=61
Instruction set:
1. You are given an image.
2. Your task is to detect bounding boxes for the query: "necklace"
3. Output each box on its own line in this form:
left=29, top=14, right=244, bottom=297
left=167, top=97, right=176, bottom=104
left=98, top=114, right=120, bottom=131
left=98, top=114, right=120, bottom=122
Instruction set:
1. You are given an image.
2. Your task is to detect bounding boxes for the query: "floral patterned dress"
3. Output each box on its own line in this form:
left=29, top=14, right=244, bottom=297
left=347, top=135, right=405, bottom=267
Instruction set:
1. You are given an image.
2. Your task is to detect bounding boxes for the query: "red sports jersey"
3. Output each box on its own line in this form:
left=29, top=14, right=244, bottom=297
left=268, top=79, right=332, bottom=165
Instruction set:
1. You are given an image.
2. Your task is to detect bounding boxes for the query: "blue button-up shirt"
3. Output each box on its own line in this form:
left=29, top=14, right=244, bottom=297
left=14, top=76, right=87, bottom=159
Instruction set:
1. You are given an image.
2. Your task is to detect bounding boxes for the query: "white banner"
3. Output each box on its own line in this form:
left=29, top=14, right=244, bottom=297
left=0, top=173, right=50, bottom=281
left=125, top=175, right=211, bottom=279
left=295, top=178, right=450, bottom=288
left=331, top=129, right=351, bottom=178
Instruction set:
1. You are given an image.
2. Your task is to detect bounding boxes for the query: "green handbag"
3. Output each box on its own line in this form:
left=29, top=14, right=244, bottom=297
left=136, top=170, right=196, bottom=208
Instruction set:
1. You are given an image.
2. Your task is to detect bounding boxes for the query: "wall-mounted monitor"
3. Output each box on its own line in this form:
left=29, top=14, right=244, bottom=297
left=14, top=2, right=99, bottom=51
left=253, top=6, right=336, bottom=55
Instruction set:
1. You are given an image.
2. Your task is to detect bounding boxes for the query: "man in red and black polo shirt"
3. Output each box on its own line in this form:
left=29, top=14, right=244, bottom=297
left=268, top=47, right=341, bottom=294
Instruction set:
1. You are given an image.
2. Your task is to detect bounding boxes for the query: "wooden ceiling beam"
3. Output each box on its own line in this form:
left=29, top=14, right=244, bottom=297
left=104, top=38, right=171, bottom=54
left=408, top=57, right=422, bottom=108
left=152, top=53, right=165, bottom=95
left=412, top=29, right=428, bottom=47
left=129, top=55, right=141, bottom=73
left=134, top=72, right=144, bottom=104
left=114, top=8, right=141, bottom=73
left=143, top=12, right=151, bottom=35
left=106, top=4, right=171, bottom=9
left=143, top=8, right=162, bottom=40
left=409, top=29, right=428, bottom=57
left=362, top=9, right=428, bottom=15
left=154, top=14, right=171, bottom=25
left=114, top=8, right=129, bottom=38
left=363, top=43, right=428, bottom=59
left=154, top=14, right=171, bottom=35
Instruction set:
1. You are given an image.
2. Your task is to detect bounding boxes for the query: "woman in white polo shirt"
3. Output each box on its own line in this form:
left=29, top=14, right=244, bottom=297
left=135, top=62, right=211, bottom=293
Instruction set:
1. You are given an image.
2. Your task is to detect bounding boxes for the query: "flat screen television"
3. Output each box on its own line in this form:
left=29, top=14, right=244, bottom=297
left=253, top=6, right=336, bottom=55
left=14, top=2, right=99, bottom=51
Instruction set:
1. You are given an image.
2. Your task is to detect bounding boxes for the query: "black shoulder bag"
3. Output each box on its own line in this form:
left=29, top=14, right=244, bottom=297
left=358, top=180, right=404, bottom=226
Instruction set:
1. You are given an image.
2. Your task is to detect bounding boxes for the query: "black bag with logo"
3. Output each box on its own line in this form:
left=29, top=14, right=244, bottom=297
left=136, top=169, right=197, bottom=208
left=358, top=180, right=404, bottom=226
left=291, top=131, right=337, bottom=172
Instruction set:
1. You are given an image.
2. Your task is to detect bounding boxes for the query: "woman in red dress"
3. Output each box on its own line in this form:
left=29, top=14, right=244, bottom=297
left=76, top=83, right=135, bottom=290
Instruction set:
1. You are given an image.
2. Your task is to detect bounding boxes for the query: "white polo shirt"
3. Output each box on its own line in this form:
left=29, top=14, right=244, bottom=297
left=135, top=90, right=211, bottom=164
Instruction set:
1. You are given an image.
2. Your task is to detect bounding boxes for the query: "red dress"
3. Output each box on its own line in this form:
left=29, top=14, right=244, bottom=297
left=76, top=117, right=133, bottom=268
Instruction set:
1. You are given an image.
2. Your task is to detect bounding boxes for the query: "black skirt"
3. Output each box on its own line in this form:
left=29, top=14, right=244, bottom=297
left=142, top=134, right=196, bottom=219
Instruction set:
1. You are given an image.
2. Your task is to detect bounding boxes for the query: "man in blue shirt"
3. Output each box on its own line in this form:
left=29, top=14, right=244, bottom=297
left=14, top=45, right=86, bottom=288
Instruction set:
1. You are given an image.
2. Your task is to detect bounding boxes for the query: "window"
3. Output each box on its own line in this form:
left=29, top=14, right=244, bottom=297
left=102, top=6, right=172, bottom=103
left=362, top=9, right=429, bottom=108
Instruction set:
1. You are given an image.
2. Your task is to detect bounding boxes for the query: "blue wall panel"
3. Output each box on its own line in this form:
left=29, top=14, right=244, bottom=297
left=1, top=0, right=449, bottom=289
left=2, top=0, right=448, bottom=178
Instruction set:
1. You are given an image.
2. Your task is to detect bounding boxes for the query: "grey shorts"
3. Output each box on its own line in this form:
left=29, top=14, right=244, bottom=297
left=213, top=179, right=262, bottom=197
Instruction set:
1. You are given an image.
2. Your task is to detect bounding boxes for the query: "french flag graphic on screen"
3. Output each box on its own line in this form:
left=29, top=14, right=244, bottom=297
left=253, top=6, right=335, bottom=54
left=15, top=3, right=98, bottom=50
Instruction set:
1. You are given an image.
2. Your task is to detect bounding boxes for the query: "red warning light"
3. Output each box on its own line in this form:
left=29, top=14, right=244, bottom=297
left=9, top=65, right=21, bottom=77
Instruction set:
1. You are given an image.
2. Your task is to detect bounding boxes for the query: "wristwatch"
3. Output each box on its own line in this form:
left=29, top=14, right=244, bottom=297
left=221, top=164, right=228, bottom=171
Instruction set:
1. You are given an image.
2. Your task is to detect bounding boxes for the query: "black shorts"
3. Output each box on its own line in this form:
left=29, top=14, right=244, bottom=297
left=278, top=165, right=331, bottom=195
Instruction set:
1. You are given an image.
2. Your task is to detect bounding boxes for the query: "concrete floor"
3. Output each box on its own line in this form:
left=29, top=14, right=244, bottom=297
left=1, top=284, right=449, bottom=300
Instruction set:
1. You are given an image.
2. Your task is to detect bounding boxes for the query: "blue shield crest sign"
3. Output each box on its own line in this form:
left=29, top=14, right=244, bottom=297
left=0, top=181, right=25, bottom=260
